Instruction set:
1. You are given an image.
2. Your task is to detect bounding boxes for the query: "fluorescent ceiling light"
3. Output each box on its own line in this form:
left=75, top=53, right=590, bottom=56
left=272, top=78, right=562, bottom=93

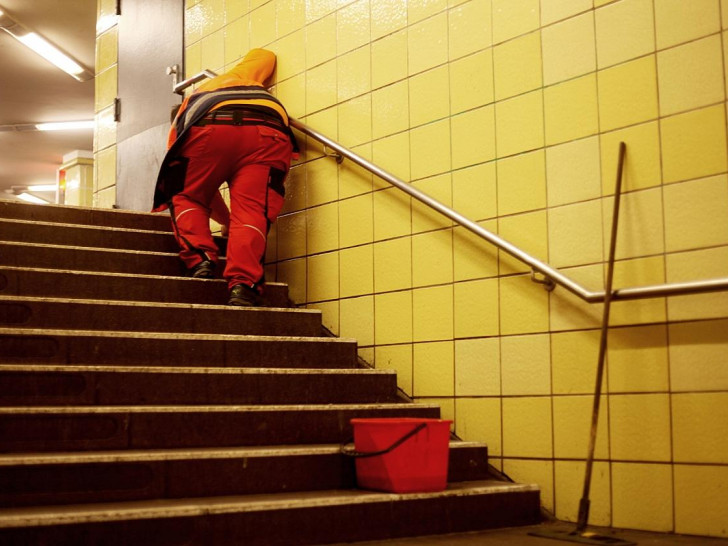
left=17, top=32, right=85, bottom=76
left=0, top=8, right=92, bottom=81
left=17, top=192, right=49, bottom=204
left=28, top=184, right=56, bottom=192
left=36, top=120, right=94, bottom=131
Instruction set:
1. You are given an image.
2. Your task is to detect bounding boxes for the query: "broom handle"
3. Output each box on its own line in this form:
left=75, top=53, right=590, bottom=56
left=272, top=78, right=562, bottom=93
left=576, top=142, right=626, bottom=532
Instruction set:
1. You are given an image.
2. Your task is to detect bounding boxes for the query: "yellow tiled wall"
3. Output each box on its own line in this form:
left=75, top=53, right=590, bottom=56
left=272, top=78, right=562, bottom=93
left=93, top=0, right=119, bottom=207
left=182, top=0, right=728, bottom=537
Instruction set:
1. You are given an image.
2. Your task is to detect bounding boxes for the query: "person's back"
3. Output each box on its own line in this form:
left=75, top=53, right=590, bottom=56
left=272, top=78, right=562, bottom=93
left=165, top=49, right=288, bottom=150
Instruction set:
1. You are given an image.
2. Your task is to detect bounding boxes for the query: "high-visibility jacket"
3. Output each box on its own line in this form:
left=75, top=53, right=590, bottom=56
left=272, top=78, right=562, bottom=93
left=152, top=48, right=297, bottom=211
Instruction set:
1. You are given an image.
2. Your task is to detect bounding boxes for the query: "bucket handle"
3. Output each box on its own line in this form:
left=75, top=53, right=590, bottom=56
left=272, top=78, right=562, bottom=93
left=340, top=422, right=428, bottom=458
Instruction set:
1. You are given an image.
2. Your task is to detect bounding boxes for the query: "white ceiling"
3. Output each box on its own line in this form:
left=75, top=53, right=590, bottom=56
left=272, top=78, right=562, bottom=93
left=0, top=0, right=96, bottom=201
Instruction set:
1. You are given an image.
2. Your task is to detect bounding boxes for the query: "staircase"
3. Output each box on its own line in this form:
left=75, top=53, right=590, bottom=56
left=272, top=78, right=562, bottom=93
left=0, top=200, right=540, bottom=545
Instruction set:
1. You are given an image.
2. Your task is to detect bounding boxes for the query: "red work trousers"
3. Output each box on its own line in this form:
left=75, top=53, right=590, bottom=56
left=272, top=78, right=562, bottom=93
left=170, top=123, right=292, bottom=291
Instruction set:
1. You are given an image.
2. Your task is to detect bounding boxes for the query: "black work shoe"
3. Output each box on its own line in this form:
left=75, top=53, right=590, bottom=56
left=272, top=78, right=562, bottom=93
left=228, top=284, right=260, bottom=307
left=191, top=260, right=216, bottom=278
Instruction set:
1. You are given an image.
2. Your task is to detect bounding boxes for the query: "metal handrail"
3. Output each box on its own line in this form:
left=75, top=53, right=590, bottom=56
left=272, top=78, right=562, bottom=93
left=291, top=119, right=728, bottom=303
left=172, top=69, right=218, bottom=95
left=175, top=69, right=728, bottom=304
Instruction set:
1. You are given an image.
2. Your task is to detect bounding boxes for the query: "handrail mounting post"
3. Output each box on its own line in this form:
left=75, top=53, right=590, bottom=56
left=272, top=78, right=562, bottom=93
left=324, top=145, right=344, bottom=164
left=531, top=270, right=556, bottom=292
left=166, top=64, right=180, bottom=91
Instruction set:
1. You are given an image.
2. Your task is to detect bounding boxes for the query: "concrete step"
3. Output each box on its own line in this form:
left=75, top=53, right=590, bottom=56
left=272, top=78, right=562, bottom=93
left=0, top=296, right=320, bottom=337
left=0, top=218, right=225, bottom=255
left=0, top=328, right=357, bottom=368
left=0, top=403, right=440, bottom=452
left=0, top=218, right=177, bottom=253
left=0, top=200, right=172, bottom=232
left=0, top=240, right=197, bottom=277
left=0, top=480, right=541, bottom=545
left=0, top=365, right=399, bottom=406
left=0, top=267, right=293, bottom=307
left=0, top=442, right=491, bottom=507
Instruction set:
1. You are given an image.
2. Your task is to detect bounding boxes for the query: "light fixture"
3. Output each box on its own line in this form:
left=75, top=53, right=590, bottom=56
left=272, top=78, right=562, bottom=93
left=27, top=184, right=57, bottom=192
left=16, top=192, right=49, bottom=204
left=18, top=32, right=85, bottom=77
left=0, top=5, right=93, bottom=82
left=8, top=184, right=56, bottom=204
left=35, top=120, right=94, bottom=131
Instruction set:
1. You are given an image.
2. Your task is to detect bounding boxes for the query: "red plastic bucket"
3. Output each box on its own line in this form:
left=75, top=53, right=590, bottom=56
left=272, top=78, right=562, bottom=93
left=350, top=417, right=452, bottom=493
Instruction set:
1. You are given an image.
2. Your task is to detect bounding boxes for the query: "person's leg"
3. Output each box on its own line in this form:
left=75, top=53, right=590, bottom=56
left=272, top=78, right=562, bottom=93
left=226, top=165, right=288, bottom=305
left=224, top=163, right=279, bottom=292
left=169, top=126, right=233, bottom=273
left=169, top=195, right=218, bottom=275
left=224, top=127, right=291, bottom=302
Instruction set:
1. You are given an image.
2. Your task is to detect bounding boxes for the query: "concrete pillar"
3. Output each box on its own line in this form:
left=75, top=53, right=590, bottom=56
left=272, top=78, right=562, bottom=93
left=60, top=151, right=94, bottom=207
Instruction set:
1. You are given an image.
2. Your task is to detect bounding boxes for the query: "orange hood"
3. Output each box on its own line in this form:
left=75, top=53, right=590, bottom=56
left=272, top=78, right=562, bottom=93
left=197, top=48, right=277, bottom=92
left=228, top=48, right=276, bottom=85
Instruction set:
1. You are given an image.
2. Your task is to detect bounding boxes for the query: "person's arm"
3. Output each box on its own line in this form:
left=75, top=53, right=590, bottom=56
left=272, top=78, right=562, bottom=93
left=210, top=191, right=230, bottom=236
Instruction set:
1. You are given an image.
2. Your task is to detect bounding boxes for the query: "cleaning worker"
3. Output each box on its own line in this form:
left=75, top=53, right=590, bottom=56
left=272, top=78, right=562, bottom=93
left=153, top=48, right=298, bottom=306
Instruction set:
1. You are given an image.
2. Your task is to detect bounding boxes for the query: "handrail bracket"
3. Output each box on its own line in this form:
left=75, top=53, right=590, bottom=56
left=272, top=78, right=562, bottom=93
left=324, top=145, right=344, bottom=164
left=531, top=270, right=556, bottom=292
left=166, top=65, right=180, bottom=90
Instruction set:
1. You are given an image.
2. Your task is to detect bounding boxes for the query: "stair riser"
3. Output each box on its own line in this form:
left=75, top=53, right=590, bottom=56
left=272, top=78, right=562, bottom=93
left=0, top=447, right=489, bottom=507
left=0, top=220, right=193, bottom=254
left=0, top=490, right=541, bottom=546
left=0, top=333, right=356, bottom=368
left=0, top=406, right=440, bottom=452
left=0, top=268, right=292, bottom=307
left=0, top=299, right=320, bottom=337
left=0, top=242, right=188, bottom=277
left=0, top=201, right=171, bottom=232
left=0, top=370, right=398, bottom=406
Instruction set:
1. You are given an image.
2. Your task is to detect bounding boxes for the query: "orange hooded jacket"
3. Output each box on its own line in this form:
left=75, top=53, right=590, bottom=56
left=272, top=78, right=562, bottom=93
left=153, top=48, right=297, bottom=211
